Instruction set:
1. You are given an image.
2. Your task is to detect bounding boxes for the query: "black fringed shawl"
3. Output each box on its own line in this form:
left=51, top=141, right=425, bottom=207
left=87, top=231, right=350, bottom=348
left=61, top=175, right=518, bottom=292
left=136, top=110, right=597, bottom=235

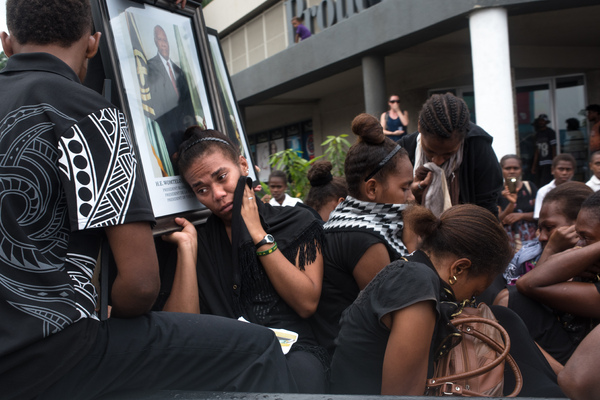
left=195, top=177, right=325, bottom=344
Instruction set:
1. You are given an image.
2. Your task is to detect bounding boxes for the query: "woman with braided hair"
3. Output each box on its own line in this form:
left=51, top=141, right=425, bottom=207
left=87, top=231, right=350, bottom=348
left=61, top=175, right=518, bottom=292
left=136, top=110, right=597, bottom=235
left=398, top=93, right=503, bottom=217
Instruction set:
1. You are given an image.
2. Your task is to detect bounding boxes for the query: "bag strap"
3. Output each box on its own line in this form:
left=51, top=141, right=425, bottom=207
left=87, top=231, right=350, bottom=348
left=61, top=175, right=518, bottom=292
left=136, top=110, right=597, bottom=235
left=426, top=316, right=523, bottom=397
left=523, top=181, right=531, bottom=195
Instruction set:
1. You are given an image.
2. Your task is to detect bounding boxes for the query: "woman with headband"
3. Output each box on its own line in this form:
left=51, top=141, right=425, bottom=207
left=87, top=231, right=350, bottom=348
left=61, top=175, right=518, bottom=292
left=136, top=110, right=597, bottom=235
left=398, top=92, right=502, bottom=217
left=162, top=128, right=328, bottom=393
left=310, top=113, right=418, bottom=357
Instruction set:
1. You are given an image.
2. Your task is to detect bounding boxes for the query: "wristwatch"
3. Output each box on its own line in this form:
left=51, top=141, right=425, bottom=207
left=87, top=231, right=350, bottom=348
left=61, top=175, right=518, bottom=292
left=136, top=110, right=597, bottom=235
left=255, top=234, right=275, bottom=249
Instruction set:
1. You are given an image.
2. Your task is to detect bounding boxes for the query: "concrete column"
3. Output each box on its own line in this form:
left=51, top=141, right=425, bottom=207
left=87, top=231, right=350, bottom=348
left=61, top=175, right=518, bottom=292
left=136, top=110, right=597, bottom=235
left=469, top=7, right=515, bottom=158
left=362, top=55, right=387, bottom=118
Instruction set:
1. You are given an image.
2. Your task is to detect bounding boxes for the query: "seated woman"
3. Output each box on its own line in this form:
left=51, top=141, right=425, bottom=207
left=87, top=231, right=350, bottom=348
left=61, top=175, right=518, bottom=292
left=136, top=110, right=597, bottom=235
left=498, top=154, right=538, bottom=253
left=398, top=92, right=503, bottom=217
left=163, top=128, right=328, bottom=393
left=330, top=204, right=563, bottom=397
left=494, top=182, right=593, bottom=371
left=304, top=160, right=347, bottom=222
left=499, top=181, right=592, bottom=288
left=310, top=113, right=417, bottom=356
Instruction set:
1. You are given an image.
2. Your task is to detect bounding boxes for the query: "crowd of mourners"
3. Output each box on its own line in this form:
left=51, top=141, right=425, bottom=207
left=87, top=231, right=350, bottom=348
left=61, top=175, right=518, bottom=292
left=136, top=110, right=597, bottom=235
left=2, top=0, right=600, bottom=399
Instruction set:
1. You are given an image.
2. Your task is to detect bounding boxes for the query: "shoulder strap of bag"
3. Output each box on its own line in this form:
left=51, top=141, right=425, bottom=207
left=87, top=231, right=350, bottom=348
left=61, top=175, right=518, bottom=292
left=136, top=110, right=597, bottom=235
left=523, top=181, right=531, bottom=195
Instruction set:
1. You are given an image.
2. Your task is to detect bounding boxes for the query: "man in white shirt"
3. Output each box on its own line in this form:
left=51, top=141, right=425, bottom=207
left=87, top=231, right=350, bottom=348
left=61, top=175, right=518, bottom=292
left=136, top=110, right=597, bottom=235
left=267, top=170, right=304, bottom=206
left=534, top=154, right=576, bottom=218
left=586, top=151, right=600, bottom=192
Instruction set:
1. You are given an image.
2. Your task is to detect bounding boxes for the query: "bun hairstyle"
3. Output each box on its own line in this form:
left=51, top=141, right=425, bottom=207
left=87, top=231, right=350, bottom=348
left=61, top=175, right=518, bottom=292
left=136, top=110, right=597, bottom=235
left=543, top=181, right=593, bottom=222
left=418, top=93, right=470, bottom=140
left=305, top=161, right=348, bottom=212
left=177, top=126, right=240, bottom=177
left=404, top=204, right=512, bottom=278
left=345, top=113, right=408, bottom=199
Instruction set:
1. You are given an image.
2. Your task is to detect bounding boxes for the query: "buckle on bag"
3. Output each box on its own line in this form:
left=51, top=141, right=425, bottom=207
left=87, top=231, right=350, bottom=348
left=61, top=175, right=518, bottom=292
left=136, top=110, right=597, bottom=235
left=442, top=382, right=463, bottom=395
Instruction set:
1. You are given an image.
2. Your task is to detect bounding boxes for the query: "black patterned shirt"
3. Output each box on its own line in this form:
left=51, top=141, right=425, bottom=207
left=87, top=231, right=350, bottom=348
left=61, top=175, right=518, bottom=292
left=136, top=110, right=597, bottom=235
left=0, top=53, right=154, bottom=394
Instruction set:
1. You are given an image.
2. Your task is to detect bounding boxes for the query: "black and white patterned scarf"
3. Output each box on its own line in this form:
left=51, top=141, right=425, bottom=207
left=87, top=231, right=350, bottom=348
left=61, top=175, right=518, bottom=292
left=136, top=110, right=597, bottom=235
left=324, top=195, right=408, bottom=256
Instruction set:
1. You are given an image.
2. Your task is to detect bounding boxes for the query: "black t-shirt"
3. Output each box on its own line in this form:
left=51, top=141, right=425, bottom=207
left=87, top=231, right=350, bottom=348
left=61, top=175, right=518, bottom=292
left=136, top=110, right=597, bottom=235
left=311, top=230, right=396, bottom=355
left=497, top=181, right=538, bottom=213
left=330, top=251, right=454, bottom=395
left=0, top=53, right=154, bottom=398
left=535, top=128, right=557, bottom=166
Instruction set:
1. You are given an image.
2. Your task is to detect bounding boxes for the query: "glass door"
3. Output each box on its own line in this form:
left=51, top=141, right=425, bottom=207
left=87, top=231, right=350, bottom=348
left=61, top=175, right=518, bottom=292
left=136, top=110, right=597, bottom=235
left=555, top=75, right=587, bottom=181
left=515, top=81, right=552, bottom=184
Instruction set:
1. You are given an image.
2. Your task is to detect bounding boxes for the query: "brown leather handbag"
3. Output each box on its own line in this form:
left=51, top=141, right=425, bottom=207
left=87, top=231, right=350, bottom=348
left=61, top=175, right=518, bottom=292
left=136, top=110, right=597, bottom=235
left=426, top=303, right=523, bottom=397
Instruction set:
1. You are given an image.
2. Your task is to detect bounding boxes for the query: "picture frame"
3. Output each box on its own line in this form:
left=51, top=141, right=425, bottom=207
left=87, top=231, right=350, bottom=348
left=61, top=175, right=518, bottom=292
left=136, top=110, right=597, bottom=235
left=90, top=0, right=256, bottom=234
left=206, top=28, right=254, bottom=179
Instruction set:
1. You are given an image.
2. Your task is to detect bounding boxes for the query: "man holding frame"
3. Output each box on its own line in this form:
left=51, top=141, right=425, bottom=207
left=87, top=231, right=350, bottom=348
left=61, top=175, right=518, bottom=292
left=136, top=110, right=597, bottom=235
left=0, top=0, right=296, bottom=398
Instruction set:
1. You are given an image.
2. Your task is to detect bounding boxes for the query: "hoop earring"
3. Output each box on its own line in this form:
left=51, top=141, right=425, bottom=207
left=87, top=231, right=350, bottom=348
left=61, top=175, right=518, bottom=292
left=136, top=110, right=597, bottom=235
left=448, top=275, right=457, bottom=286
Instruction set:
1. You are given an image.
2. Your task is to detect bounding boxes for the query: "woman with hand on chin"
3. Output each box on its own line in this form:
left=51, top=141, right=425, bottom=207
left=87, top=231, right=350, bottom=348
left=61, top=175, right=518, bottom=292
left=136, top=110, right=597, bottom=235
left=163, top=127, right=328, bottom=393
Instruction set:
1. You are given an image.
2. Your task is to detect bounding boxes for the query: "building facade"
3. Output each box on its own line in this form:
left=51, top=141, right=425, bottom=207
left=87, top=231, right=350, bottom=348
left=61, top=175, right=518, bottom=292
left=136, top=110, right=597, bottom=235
left=204, top=0, right=600, bottom=182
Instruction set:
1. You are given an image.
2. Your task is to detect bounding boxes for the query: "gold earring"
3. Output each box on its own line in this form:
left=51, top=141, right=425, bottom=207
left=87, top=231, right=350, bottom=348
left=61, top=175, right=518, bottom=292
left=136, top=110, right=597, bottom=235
left=448, top=275, right=457, bottom=285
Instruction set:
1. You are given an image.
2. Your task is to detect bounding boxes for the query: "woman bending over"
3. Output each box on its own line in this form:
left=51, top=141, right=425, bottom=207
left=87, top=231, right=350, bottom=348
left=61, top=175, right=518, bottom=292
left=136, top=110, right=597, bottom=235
left=331, top=204, right=563, bottom=397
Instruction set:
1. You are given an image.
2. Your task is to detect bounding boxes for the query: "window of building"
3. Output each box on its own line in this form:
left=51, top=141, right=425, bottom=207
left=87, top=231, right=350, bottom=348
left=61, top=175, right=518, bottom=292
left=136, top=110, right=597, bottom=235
left=249, top=120, right=314, bottom=181
left=431, top=74, right=587, bottom=181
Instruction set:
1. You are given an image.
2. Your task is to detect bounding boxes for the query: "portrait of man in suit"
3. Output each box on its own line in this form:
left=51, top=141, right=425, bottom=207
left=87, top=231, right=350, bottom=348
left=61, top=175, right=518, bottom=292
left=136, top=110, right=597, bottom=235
left=147, top=25, right=196, bottom=166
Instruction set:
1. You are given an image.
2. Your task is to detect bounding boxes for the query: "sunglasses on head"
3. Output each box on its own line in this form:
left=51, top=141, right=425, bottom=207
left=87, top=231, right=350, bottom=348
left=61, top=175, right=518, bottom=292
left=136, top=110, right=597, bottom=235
left=389, top=100, right=400, bottom=103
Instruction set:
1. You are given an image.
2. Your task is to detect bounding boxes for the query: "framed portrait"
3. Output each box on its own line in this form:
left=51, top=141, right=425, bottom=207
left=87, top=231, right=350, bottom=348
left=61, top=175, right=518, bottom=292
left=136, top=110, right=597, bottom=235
left=206, top=29, right=254, bottom=173
left=91, top=0, right=256, bottom=233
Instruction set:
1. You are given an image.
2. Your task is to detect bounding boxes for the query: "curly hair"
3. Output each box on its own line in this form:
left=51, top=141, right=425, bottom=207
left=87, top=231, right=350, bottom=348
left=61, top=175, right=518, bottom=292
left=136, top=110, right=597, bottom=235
left=7, top=0, right=93, bottom=47
left=418, top=93, right=471, bottom=140
left=344, top=113, right=409, bottom=199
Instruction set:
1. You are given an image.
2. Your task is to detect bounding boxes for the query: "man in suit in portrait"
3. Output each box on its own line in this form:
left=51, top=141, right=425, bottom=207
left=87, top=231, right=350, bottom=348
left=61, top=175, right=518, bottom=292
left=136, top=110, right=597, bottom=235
left=147, top=25, right=195, bottom=163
